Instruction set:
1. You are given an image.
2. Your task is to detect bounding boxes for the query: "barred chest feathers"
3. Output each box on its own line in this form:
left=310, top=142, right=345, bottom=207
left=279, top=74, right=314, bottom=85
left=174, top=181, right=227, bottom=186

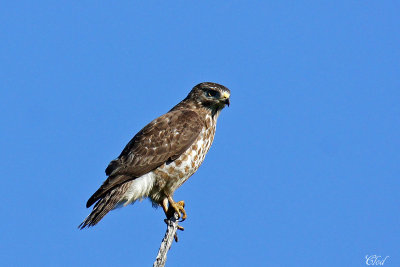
left=151, top=114, right=217, bottom=199
left=121, top=114, right=217, bottom=206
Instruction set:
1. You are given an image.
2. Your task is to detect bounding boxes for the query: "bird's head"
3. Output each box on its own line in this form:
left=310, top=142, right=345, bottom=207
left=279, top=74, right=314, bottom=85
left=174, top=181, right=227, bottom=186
left=187, top=82, right=230, bottom=113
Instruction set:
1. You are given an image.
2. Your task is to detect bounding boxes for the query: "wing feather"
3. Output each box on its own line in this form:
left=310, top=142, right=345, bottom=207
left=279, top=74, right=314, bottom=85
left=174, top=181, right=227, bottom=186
left=86, top=109, right=203, bottom=208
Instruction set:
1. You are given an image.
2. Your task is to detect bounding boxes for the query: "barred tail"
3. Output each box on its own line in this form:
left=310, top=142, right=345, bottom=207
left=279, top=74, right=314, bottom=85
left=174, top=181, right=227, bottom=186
left=78, top=183, right=129, bottom=229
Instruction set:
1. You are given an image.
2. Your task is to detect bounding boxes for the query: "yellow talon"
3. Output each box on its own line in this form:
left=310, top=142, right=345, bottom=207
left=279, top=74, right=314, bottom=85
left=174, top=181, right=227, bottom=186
left=165, top=196, right=187, bottom=222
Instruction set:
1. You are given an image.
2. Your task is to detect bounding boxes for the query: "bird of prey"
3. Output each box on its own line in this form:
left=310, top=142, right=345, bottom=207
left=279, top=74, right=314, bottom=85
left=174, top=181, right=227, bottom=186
left=79, top=82, right=230, bottom=229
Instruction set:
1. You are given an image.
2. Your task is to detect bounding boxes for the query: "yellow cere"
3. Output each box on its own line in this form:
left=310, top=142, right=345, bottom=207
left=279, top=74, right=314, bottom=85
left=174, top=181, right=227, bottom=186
left=222, top=92, right=230, bottom=99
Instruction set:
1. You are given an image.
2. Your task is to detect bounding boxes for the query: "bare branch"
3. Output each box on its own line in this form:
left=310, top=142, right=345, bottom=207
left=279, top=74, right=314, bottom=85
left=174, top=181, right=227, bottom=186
left=153, top=212, right=180, bottom=267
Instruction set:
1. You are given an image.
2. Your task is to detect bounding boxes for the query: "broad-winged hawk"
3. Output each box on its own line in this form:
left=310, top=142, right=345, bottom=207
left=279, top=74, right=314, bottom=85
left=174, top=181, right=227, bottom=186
left=79, top=82, right=230, bottom=229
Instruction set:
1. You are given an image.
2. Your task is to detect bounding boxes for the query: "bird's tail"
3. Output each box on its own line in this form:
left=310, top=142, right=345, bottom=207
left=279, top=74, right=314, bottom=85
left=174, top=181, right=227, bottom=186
left=78, top=183, right=130, bottom=229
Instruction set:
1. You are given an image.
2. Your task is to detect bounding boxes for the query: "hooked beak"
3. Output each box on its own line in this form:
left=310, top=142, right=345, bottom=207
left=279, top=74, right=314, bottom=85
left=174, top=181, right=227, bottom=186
left=224, top=98, right=230, bottom=107
left=221, top=91, right=230, bottom=107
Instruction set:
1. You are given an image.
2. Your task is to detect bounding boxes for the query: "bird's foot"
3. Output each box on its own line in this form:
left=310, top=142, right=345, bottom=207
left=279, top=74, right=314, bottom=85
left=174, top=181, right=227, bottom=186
left=172, top=200, right=187, bottom=222
left=167, top=197, right=187, bottom=222
left=162, top=196, right=187, bottom=242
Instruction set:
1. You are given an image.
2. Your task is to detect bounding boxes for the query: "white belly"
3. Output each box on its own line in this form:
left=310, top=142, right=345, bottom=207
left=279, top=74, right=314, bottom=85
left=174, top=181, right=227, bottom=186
left=120, top=172, right=156, bottom=206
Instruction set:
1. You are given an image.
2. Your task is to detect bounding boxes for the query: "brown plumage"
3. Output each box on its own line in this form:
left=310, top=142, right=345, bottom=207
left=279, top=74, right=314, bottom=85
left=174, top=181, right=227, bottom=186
left=79, top=82, right=230, bottom=229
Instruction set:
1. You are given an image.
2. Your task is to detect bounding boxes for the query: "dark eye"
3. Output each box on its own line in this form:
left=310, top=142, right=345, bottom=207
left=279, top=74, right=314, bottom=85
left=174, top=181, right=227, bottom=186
left=206, top=90, right=219, bottom=97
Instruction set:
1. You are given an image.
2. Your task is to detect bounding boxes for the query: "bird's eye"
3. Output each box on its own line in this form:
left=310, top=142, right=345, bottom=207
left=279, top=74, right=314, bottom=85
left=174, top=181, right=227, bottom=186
left=206, top=90, right=219, bottom=97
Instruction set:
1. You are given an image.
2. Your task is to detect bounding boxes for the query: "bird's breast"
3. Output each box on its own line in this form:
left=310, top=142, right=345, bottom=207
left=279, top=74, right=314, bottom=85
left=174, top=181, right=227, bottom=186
left=152, top=117, right=217, bottom=196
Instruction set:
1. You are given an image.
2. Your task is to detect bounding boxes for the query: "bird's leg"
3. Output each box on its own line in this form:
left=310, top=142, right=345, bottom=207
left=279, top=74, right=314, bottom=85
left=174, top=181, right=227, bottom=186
left=161, top=198, right=169, bottom=217
left=162, top=197, right=185, bottom=230
left=162, top=198, right=184, bottom=242
left=162, top=196, right=186, bottom=230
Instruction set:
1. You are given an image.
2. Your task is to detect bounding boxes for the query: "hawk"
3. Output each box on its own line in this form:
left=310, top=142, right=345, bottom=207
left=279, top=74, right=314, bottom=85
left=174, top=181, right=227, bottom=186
left=79, top=82, right=230, bottom=229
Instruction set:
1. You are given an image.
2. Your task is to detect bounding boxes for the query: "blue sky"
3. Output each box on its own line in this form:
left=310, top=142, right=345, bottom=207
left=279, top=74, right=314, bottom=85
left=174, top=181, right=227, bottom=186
left=1, top=1, right=399, bottom=266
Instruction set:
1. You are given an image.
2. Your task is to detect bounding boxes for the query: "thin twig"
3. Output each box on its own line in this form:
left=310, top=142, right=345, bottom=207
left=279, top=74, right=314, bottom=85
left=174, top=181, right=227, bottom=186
left=153, top=212, right=180, bottom=267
